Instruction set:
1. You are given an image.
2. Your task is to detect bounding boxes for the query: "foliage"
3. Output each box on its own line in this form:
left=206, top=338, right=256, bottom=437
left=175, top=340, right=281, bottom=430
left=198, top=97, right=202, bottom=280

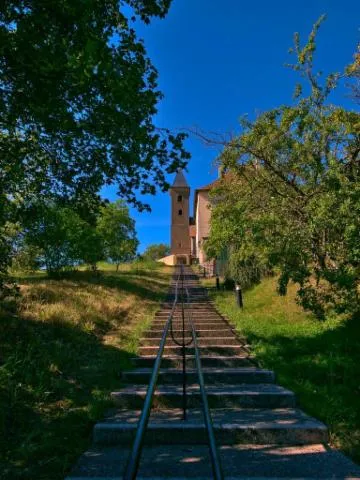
left=208, top=275, right=360, bottom=465
left=0, top=220, right=19, bottom=298
left=143, top=242, right=170, bottom=261
left=11, top=244, right=41, bottom=274
left=206, top=18, right=360, bottom=318
left=0, top=0, right=189, bottom=294
left=23, top=204, right=104, bottom=275
left=346, top=43, right=360, bottom=103
left=97, top=200, right=138, bottom=269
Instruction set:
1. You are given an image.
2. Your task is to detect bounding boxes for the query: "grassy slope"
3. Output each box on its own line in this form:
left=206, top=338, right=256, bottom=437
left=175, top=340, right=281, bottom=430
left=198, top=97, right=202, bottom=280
left=206, top=276, right=360, bottom=464
left=0, top=262, right=172, bottom=480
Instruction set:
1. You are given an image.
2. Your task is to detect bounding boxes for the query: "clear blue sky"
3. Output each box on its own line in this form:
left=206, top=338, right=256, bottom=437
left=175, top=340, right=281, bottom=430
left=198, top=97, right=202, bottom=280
left=102, top=0, right=359, bottom=253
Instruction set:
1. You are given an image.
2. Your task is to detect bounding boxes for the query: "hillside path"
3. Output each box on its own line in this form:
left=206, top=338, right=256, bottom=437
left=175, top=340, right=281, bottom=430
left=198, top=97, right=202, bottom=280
left=66, top=266, right=360, bottom=479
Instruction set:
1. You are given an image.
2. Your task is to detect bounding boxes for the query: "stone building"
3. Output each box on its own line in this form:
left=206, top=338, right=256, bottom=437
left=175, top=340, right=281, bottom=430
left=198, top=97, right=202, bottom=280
left=160, top=169, right=218, bottom=268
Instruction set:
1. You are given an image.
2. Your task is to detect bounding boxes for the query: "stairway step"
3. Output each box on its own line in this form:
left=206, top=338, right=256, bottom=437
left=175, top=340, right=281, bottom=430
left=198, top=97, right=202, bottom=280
left=111, top=384, right=296, bottom=409
left=66, top=443, right=360, bottom=479
left=146, top=330, right=235, bottom=338
left=151, top=322, right=230, bottom=329
left=155, top=314, right=225, bottom=319
left=122, top=367, right=274, bottom=384
left=94, top=407, right=327, bottom=446
left=155, top=311, right=225, bottom=316
left=131, top=355, right=255, bottom=369
left=141, top=337, right=240, bottom=347
left=138, top=345, right=248, bottom=356
left=152, top=318, right=228, bottom=322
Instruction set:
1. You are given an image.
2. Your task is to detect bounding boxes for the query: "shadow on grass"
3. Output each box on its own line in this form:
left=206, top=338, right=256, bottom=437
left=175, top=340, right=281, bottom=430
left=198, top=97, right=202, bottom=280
left=0, top=265, right=172, bottom=479
left=242, top=314, right=360, bottom=464
left=0, top=308, right=133, bottom=480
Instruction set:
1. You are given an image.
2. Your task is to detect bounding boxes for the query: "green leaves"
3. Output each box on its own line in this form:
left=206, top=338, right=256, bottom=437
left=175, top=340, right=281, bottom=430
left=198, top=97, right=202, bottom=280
left=143, top=243, right=170, bottom=261
left=96, top=200, right=138, bottom=267
left=207, top=19, right=360, bottom=319
left=0, top=0, right=189, bottom=294
left=1, top=0, right=188, bottom=205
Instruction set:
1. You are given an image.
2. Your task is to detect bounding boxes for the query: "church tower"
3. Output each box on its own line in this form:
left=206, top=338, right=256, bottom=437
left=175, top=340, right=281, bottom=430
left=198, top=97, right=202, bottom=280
left=170, top=170, right=191, bottom=264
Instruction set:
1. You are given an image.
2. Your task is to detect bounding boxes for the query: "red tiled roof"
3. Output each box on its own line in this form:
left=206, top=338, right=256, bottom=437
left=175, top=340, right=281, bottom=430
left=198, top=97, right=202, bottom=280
left=195, top=178, right=221, bottom=191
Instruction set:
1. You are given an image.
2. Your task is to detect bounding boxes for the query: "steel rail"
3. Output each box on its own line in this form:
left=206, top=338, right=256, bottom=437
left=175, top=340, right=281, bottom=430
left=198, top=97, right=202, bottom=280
left=184, top=279, right=224, bottom=480
left=123, top=269, right=182, bottom=480
left=169, top=271, right=193, bottom=420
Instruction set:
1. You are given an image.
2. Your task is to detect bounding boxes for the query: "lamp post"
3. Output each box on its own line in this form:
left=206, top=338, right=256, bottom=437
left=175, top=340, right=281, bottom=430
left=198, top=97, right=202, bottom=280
left=235, top=283, right=243, bottom=308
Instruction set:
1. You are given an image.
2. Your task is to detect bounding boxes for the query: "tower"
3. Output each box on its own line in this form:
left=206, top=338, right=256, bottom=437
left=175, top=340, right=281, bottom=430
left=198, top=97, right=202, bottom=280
left=170, top=170, right=191, bottom=264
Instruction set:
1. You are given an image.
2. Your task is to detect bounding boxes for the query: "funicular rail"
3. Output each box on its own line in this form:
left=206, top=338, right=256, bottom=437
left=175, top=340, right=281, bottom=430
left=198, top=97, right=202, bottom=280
left=123, top=266, right=223, bottom=480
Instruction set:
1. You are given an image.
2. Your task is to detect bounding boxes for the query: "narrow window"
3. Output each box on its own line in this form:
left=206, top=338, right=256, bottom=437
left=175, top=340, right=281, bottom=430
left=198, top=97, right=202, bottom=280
left=177, top=195, right=182, bottom=202
left=178, top=209, right=182, bottom=216
left=178, top=242, right=182, bottom=248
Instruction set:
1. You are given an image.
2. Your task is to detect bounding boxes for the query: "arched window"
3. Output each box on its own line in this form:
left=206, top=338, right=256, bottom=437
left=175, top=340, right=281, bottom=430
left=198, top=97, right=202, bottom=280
left=177, top=195, right=182, bottom=202
left=178, top=209, right=183, bottom=216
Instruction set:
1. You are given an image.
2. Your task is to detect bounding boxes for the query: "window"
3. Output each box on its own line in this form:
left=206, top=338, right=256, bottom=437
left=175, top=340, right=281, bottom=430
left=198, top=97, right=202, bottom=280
left=177, top=195, right=182, bottom=202
left=178, top=209, right=183, bottom=216
left=178, top=242, right=182, bottom=248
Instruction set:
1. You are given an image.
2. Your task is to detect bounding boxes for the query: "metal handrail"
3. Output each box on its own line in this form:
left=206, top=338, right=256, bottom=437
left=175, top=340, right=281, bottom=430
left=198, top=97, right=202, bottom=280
left=123, top=266, right=224, bottom=480
left=123, top=269, right=182, bottom=480
left=184, top=279, right=224, bottom=480
left=169, top=276, right=193, bottom=420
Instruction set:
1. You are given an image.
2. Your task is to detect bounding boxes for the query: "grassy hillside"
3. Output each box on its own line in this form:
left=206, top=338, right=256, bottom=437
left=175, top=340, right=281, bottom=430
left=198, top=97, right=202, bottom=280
left=206, top=276, right=360, bottom=465
left=0, top=262, right=172, bottom=480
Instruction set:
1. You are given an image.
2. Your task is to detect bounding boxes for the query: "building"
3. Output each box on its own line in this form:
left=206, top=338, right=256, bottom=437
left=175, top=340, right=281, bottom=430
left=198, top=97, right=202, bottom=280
left=160, top=169, right=219, bottom=268
left=169, top=169, right=191, bottom=265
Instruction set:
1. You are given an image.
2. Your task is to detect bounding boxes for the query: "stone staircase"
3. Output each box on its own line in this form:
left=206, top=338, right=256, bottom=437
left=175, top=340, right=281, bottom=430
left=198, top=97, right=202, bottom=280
left=66, top=268, right=360, bottom=479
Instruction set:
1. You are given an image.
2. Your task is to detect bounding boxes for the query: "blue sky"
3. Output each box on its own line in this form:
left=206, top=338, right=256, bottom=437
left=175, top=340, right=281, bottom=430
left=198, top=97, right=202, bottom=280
left=102, top=0, right=359, bottom=253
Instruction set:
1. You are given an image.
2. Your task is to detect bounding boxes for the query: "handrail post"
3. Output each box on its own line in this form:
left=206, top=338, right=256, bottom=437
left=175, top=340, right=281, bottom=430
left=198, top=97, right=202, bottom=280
left=181, top=265, right=187, bottom=421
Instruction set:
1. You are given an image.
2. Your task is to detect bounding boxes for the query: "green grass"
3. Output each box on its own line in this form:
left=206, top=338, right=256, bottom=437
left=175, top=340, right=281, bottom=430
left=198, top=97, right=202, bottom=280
left=0, top=262, right=172, bottom=480
left=206, top=276, right=360, bottom=464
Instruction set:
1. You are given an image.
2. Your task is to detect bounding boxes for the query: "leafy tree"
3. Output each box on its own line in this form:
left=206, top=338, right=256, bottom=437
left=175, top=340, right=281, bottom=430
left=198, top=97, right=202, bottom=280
left=97, top=200, right=138, bottom=270
left=11, top=244, right=41, bottom=273
left=24, top=205, right=103, bottom=275
left=0, top=220, right=19, bottom=297
left=346, top=44, right=360, bottom=103
left=206, top=18, right=360, bottom=318
left=0, top=0, right=189, bottom=293
left=143, top=243, right=170, bottom=261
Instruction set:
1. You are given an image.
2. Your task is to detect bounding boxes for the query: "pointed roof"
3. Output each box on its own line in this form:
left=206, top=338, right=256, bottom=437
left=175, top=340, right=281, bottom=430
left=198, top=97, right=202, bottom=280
left=172, top=169, right=189, bottom=188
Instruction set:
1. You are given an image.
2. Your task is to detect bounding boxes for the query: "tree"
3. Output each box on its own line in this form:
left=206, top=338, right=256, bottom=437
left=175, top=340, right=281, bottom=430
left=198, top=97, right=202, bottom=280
left=0, top=0, right=189, bottom=294
left=143, top=243, right=170, bottom=261
left=97, top=200, right=138, bottom=270
left=206, top=18, right=360, bottom=318
left=24, top=205, right=104, bottom=275
left=346, top=44, right=360, bottom=103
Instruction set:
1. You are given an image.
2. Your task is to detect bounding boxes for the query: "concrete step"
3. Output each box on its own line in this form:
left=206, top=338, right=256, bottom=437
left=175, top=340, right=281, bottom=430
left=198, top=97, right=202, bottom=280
left=111, top=384, right=296, bottom=409
left=141, top=337, right=240, bottom=347
left=151, top=319, right=230, bottom=325
left=131, top=355, right=255, bottom=369
left=155, top=313, right=225, bottom=319
left=121, top=367, right=275, bottom=385
left=153, top=320, right=228, bottom=326
left=144, top=327, right=235, bottom=341
left=155, top=310, right=224, bottom=315
left=138, top=345, right=248, bottom=356
left=156, top=308, right=219, bottom=313
left=66, top=443, right=360, bottom=479
left=93, top=407, right=328, bottom=446
left=151, top=322, right=231, bottom=329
